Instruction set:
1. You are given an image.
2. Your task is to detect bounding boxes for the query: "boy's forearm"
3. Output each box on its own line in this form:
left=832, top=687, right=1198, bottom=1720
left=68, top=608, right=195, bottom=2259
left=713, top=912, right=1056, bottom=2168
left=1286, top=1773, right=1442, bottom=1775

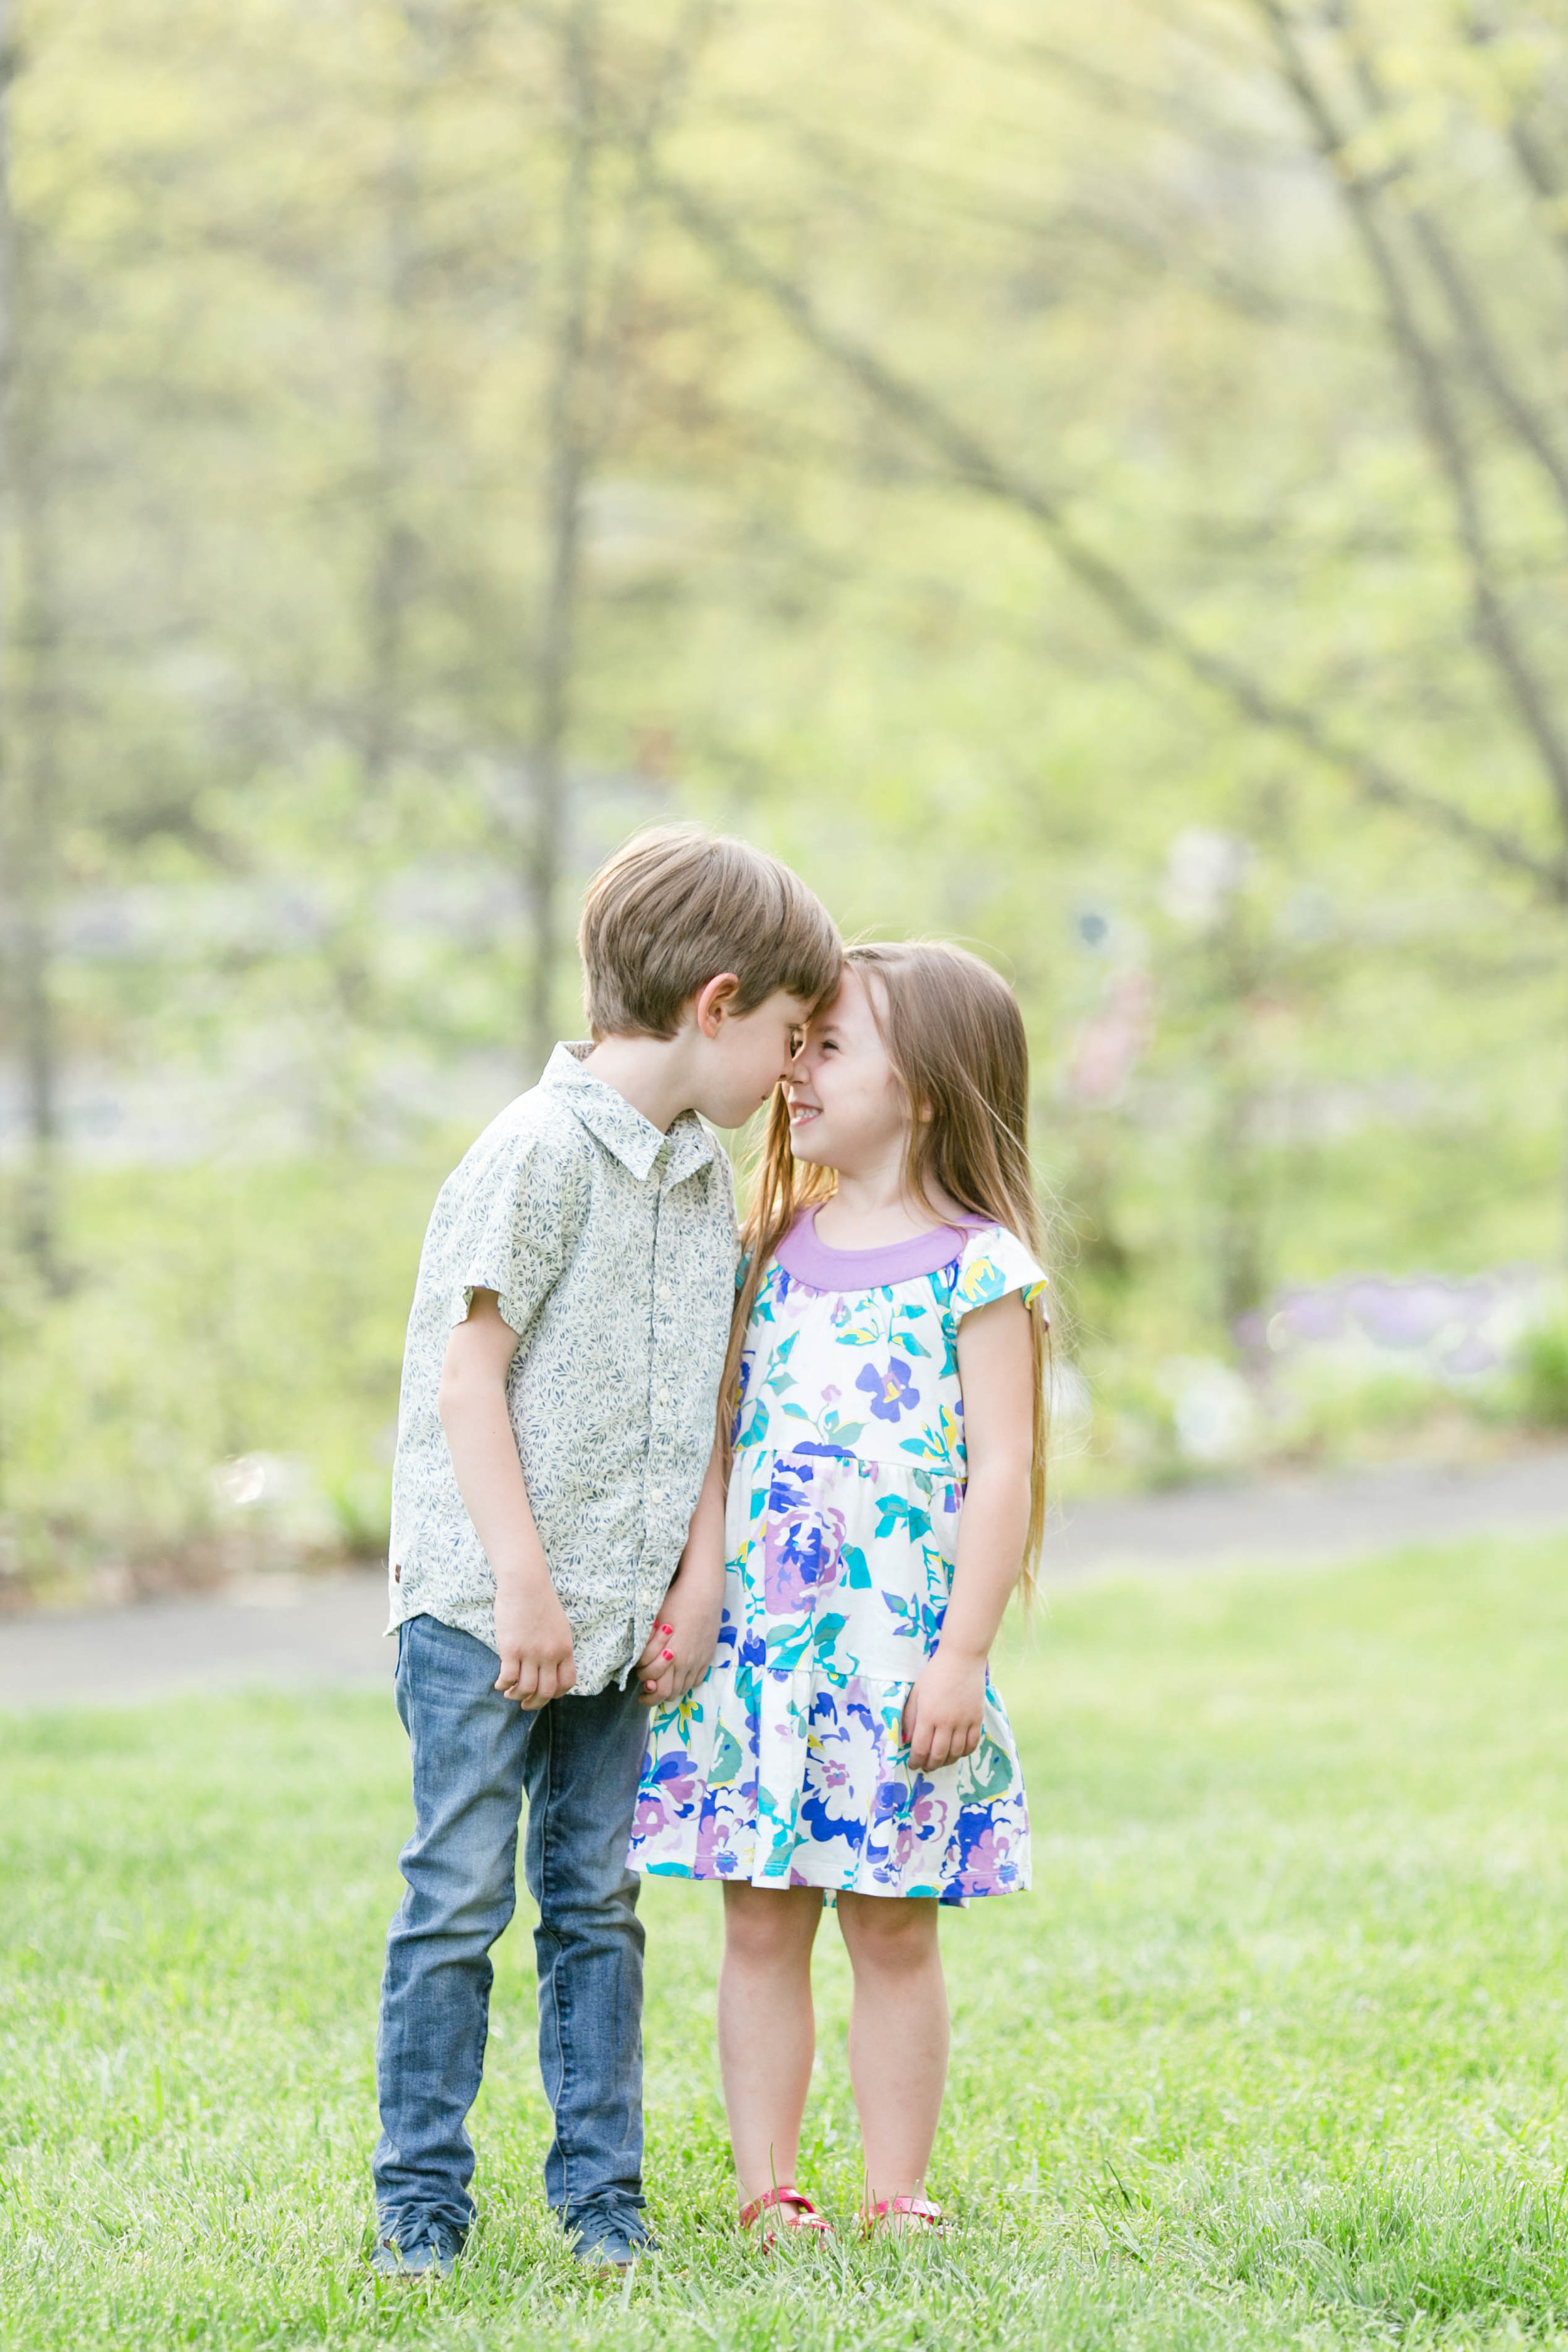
left=439, top=1374, right=551, bottom=1589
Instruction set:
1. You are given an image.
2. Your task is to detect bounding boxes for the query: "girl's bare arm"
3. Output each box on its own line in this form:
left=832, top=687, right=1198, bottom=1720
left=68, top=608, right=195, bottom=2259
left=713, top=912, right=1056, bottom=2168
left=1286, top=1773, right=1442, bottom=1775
left=902, top=1293, right=1036, bottom=1772
left=635, top=1441, right=727, bottom=1705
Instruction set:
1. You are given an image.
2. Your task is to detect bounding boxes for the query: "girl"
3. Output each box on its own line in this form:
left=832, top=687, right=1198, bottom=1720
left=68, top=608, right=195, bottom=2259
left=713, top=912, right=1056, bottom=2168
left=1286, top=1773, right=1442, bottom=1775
left=628, top=942, right=1049, bottom=2238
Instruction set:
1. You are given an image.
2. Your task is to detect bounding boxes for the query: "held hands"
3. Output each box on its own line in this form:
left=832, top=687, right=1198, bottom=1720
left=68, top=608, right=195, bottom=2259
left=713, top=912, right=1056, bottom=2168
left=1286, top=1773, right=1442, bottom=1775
left=901, top=1644, right=987, bottom=1774
left=635, top=1565, right=724, bottom=1708
left=493, top=1571, right=577, bottom=1708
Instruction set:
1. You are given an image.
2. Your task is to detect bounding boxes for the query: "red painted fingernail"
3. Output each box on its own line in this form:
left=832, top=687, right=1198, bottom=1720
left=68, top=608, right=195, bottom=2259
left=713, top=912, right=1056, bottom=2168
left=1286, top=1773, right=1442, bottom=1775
left=660, top=1648, right=674, bottom=1661
left=659, top=1624, right=674, bottom=1636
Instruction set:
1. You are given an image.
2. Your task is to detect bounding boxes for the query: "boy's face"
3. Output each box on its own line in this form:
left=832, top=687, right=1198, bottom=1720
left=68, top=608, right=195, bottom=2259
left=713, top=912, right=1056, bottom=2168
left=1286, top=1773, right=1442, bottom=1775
left=692, top=986, right=815, bottom=1130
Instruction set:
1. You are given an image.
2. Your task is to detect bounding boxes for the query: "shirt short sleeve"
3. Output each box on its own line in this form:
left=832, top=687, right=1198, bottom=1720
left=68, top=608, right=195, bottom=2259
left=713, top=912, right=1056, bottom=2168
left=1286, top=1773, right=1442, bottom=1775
left=441, top=1125, right=580, bottom=1340
left=953, top=1224, right=1050, bottom=1323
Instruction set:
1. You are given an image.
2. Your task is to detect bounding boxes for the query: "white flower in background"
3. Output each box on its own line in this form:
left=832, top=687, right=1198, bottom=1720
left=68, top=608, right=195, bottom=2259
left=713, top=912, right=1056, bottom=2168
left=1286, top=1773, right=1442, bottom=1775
left=211, top=1452, right=336, bottom=1545
left=1162, top=829, right=1254, bottom=931
left=212, top=1452, right=303, bottom=1510
left=1158, top=1357, right=1256, bottom=1463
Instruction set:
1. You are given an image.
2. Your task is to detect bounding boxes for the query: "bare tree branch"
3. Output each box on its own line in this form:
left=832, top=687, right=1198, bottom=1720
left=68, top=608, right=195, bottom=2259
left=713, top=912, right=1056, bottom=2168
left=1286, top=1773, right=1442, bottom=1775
left=1342, top=8, right=1568, bottom=527
left=580, top=0, right=723, bottom=462
left=884, top=0, right=1301, bottom=166
left=650, top=165, right=1566, bottom=903
left=1256, top=0, right=1568, bottom=844
left=1507, top=112, right=1568, bottom=272
left=708, top=91, right=1371, bottom=340
left=1461, top=4, right=1568, bottom=284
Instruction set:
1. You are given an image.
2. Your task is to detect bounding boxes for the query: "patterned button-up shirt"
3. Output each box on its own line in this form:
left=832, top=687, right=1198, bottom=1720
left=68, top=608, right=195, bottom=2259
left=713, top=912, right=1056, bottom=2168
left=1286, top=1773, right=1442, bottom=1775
left=387, top=1043, right=739, bottom=1695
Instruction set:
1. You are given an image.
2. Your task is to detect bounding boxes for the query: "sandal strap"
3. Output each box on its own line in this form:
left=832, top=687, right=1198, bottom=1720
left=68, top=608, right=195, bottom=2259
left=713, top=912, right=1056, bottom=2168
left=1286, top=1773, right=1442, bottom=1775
left=739, top=2184, right=826, bottom=2231
left=871, top=2194, right=945, bottom=2225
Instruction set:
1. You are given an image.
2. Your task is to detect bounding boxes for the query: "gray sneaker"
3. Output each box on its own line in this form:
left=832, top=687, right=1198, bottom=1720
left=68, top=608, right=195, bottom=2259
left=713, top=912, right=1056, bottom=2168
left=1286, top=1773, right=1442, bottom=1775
left=569, top=2221, right=654, bottom=2276
left=368, top=2233, right=458, bottom=2281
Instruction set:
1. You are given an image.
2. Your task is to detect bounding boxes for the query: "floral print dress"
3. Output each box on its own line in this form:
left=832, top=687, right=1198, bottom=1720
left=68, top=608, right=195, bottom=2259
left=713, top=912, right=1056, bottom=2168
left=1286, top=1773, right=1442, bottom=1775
left=627, top=1210, right=1047, bottom=1904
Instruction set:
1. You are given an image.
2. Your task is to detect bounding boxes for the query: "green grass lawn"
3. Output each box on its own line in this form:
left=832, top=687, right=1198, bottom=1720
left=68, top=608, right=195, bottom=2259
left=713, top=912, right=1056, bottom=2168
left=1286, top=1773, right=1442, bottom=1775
left=2, top=1536, right=1565, bottom=2350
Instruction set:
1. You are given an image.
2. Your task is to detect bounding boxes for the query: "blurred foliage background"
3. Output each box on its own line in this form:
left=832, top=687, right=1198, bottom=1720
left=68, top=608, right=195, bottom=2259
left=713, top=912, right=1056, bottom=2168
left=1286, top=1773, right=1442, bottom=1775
left=3, top=0, right=1568, bottom=1598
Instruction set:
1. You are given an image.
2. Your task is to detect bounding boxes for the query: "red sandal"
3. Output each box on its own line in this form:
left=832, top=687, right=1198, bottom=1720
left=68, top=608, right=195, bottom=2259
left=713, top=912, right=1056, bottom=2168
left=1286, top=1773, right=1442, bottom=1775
left=738, top=2184, right=833, bottom=2247
left=865, top=2193, right=946, bottom=2236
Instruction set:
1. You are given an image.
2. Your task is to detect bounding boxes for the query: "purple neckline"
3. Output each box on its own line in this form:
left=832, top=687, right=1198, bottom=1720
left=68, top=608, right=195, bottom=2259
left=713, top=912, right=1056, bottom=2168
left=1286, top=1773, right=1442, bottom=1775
left=775, top=1207, right=990, bottom=1290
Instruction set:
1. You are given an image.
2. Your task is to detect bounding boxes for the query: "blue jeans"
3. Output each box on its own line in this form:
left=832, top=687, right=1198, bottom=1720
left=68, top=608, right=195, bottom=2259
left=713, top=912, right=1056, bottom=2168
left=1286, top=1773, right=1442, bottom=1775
left=373, top=1613, right=651, bottom=2257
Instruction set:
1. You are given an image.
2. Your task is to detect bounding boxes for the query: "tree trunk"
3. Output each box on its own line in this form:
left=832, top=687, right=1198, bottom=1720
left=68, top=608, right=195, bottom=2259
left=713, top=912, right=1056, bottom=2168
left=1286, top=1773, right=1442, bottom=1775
left=323, top=4, right=430, bottom=1150
left=525, top=0, right=599, bottom=1078
left=0, top=12, right=67, bottom=1293
left=13, top=257, right=68, bottom=1294
left=363, top=81, right=419, bottom=799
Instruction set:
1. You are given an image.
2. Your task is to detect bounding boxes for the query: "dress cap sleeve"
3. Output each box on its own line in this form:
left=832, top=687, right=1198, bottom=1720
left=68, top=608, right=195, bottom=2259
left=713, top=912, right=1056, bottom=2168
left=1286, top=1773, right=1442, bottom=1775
left=953, top=1224, right=1049, bottom=1323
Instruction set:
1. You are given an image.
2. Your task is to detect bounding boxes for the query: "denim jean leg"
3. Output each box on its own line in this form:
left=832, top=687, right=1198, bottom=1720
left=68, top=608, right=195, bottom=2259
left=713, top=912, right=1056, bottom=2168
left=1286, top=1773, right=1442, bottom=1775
left=373, top=1615, right=531, bottom=2254
left=524, top=1677, right=650, bottom=2247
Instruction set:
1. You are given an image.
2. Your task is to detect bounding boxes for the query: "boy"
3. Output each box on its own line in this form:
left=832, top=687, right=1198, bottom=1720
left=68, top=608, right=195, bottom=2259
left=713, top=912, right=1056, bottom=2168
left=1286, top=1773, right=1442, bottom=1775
left=371, top=826, right=840, bottom=2278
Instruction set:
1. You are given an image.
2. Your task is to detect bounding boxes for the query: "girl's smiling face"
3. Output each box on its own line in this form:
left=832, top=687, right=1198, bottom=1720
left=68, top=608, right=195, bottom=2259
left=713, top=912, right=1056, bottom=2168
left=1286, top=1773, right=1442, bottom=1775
left=785, top=967, right=910, bottom=1177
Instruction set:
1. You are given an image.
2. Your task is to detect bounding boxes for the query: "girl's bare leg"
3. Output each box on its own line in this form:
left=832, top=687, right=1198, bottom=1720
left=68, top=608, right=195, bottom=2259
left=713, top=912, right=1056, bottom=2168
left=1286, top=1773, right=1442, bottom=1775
left=836, top=1892, right=948, bottom=2207
left=719, top=1881, right=825, bottom=2206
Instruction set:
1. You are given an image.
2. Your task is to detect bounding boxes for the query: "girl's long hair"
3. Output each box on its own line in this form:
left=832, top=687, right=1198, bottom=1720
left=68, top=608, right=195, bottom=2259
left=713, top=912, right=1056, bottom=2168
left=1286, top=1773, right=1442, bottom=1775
left=721, top=940, right=1051, bottom=1594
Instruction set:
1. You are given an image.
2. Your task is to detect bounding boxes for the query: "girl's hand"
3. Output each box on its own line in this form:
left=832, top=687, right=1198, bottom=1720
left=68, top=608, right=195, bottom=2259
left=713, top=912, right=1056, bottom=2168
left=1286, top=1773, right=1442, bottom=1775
left=640, top=1443, right=726, bottom=1707
left=636, top=1567, right=724, bottom=1707
left=902, top=1646, right=987, bottom=1773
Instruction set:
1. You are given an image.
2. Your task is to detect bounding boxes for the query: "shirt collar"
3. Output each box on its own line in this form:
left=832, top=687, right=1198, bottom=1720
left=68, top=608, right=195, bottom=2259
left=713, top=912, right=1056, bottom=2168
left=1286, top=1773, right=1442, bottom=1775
left=541, top=1041, right=719, bottom=1185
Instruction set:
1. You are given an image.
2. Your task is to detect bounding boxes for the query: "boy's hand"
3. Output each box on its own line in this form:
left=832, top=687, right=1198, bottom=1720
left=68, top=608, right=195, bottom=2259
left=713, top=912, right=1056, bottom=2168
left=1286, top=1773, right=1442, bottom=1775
left=635, top=1568, right=724, bottom=1708
left=494, top=1572, right=577, bottom=1708
left=902, top=1646, right=987, bottom=1774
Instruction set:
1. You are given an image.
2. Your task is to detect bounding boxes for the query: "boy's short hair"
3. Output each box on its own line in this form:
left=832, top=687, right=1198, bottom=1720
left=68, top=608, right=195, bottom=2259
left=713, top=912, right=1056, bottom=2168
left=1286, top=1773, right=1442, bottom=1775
left=580, top=825, right=841, bottom=1040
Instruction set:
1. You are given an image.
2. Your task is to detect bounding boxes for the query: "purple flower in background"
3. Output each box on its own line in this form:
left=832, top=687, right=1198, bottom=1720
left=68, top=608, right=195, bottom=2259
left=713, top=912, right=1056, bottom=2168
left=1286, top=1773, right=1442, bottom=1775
left=856, top=1358, right=920, bottom=1423
left=1289, top=1290, right=1347, bottom=1343
left=1264, top=1266, right=1527, bottom=1369
left=1347, top=1278, right=1457, bottom=1349
left=1439, top=1333, right=1498, bottom=1375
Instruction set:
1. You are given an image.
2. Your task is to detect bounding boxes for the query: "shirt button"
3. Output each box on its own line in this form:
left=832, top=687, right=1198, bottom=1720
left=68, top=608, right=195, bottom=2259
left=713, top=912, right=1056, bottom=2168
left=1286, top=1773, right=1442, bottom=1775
left=651, top=1488, right=665, bottom=1505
